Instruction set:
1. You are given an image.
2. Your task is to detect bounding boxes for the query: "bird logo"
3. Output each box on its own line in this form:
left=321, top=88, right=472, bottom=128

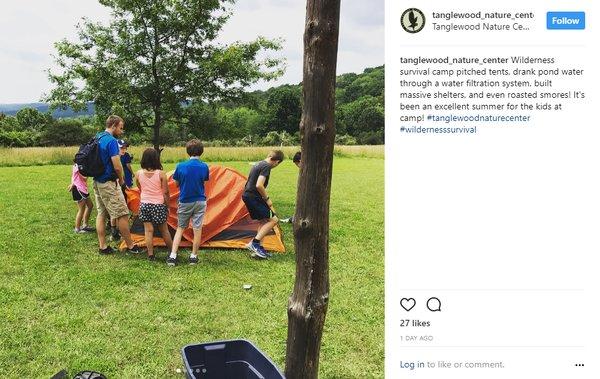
left=401, top=8, right=426, bottom=33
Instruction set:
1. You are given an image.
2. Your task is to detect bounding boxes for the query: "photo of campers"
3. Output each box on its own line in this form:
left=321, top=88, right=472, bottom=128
left=0, top=0, right=383, bottom=377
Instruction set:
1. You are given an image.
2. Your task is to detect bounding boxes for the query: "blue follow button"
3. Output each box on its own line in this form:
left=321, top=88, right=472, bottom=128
left=547, top=12, right=585, bottom=29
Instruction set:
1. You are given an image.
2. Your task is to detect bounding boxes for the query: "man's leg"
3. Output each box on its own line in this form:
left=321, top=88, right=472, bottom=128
left=94, top=182, right=109, bottom=250
left=96, top=211, right=108, bottom=249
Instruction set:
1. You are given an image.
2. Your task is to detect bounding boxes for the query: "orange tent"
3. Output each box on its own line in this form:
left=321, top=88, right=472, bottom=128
left=119, top=165, right=285, bottom=252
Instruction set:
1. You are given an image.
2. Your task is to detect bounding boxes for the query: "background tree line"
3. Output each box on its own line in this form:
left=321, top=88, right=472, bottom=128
left=0, top=65, right=383, bottom=148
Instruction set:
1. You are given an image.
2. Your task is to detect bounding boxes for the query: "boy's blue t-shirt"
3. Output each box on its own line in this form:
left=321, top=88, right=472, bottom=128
left=173, top=158, right=210, bottom=203
left=94, top=132, right=119, bottom=183
left=121, top=153, right=133, bottom=187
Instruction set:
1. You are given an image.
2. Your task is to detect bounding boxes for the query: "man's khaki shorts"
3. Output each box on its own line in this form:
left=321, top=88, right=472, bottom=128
left=93, top=180, right=129, bottom=219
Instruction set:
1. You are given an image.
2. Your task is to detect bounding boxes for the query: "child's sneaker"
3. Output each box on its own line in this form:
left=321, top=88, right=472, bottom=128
left=166, top=256, right=177, bottom=266
left=99, top=246, right=115, bottom=255
left=127, top=244, right=143, bottom=254
left=81, top=226, right=96, bottom=232
left=251, top=250, right=268, bottom=260
left=74, top=228, right=85, bottom=234
left=259, top=246, right=273, bottom=258
left=246, top=241, right=262, bottom=255
left=189, top=256, right=199, bottom=265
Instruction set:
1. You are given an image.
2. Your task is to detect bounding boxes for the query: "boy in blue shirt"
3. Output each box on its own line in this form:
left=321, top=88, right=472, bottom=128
left=108, top=139, right=133, bottom=241
left=119, top=140, right=133, bottom=188
left=167, top=139, right=210, bottom=266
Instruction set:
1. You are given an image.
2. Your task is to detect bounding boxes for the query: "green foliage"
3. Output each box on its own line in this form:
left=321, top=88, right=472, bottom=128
left=336, top=65, right=384, bottom=104
left=0, top=114, right=19, bottom=132
left=261, top=130, right=299, bottom=146
left=39, top=118, right=95, bottom=146
left=184, top=102, right=220, bottom=141
left=337, top=95, right=384, bottom=144
left=216, top=106, right=262, bottom=139
left=14, top=108, right=53, bottom=132
left=46, top=0, right=284, bottom=148
left=334, top=134, right=357, bottom=145
left=0, top=130, right=39, bottom=147
left=263, top=85, right=302, bottom=135
left=2, top=66, right=384, bottom=148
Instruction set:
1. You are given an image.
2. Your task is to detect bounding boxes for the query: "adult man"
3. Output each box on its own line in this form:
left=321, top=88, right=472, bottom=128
left=242, top=150, right=284, bottom=259
left=93, top=115, right=141, bottom=254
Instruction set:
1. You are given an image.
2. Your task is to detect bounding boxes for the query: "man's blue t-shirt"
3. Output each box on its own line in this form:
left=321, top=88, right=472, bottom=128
left=94, top=131, right=119, bottom=183
left=173, top=158, right=210, bottom=203
left=121, top=153, right=133, bottom=187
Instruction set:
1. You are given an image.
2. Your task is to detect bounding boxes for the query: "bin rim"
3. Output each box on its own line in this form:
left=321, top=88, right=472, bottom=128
left=180, top=338, right=285, bottom=378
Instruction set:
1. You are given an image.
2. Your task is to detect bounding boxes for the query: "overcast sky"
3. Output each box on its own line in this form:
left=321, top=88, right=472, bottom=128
left=0, top=0, right=383, bottom=104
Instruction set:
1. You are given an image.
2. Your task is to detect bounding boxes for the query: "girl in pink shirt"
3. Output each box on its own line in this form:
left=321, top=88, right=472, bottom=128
left=68, top=160, right=95, bottom=233
left=135, top=148, right=173, bottom=260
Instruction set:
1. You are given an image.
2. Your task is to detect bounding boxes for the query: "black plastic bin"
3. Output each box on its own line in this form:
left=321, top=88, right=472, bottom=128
left=181, top=339, right=285, bottom=379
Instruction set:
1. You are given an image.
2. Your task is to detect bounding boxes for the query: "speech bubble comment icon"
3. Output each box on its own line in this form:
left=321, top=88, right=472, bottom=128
left=400, top=298, right=416, bottom=312
left=426, top=297, right=442, bottom=312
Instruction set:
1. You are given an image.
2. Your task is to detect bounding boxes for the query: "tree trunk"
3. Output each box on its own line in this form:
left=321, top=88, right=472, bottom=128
left=153, top=109, right=161, bottom=153
left=285, top=1, right=340, bottom=378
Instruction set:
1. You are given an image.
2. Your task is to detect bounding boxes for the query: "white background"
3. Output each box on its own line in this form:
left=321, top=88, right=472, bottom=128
left=386, top=1, right=599, bottom=378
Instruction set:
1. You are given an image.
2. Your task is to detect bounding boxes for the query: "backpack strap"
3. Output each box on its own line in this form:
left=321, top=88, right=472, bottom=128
left=96, top=131, right=110, bottom=141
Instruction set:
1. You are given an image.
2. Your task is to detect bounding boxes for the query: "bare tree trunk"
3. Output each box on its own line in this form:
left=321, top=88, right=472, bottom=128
left=285, top=1, right=340, bottom=378
left=153, top=109, right=161, bottom=153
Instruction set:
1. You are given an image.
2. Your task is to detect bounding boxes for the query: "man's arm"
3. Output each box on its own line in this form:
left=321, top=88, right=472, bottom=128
left=111, top=155, right=125, bottom=185
left=256, top=175, right=273, bottom=208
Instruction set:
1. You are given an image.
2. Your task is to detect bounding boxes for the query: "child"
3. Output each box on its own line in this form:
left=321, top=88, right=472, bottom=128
left=281, top=151, right=301, bottom=224
left=242, top=150, right=284, bottom=259
left=68, top=160, right=95, bottom=233
left=292, top=151, right=301, bottom=168
left=135, top=148, right=173, bottom=261
left=109, top=140, right=133, bottom=240
left=167, top=139, right=209, bottom=266
left=119, top=140, right=134, bottom=188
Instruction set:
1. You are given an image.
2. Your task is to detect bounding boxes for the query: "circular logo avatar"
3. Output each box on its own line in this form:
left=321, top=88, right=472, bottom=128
left=401, top=8, right=426, bottom=33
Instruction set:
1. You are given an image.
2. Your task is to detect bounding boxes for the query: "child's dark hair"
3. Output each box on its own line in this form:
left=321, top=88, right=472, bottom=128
left=140, top=148, right=163, bottom=170
left=186, top=139, right=204, bottom=157
left=293, top=151, right=301, bottom=163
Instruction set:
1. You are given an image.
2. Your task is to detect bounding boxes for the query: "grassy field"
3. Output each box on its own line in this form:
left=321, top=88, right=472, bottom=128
left=0, top=145, right=383, bottom=167
left=0, top=157, right=384, bottom=378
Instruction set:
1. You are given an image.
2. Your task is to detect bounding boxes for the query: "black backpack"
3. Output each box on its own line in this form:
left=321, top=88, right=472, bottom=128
left=75, top=132, right=108, bottom=177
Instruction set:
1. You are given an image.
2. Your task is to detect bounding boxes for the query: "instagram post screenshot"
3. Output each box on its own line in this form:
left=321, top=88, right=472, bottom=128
left=1, top=0, right=597, bottom=378
left=1, top=1, right=386, bottom=378
left=387, top=0, right=598, bottom=378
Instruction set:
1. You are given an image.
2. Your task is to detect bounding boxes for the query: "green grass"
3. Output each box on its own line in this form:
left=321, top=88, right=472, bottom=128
left=0, top=157, right=383, bottom=378
left=0, top=145, right=384, bottom=167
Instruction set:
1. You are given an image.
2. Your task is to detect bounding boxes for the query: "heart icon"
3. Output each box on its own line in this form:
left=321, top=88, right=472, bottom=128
left=400, top=298, right=416, bottom=312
